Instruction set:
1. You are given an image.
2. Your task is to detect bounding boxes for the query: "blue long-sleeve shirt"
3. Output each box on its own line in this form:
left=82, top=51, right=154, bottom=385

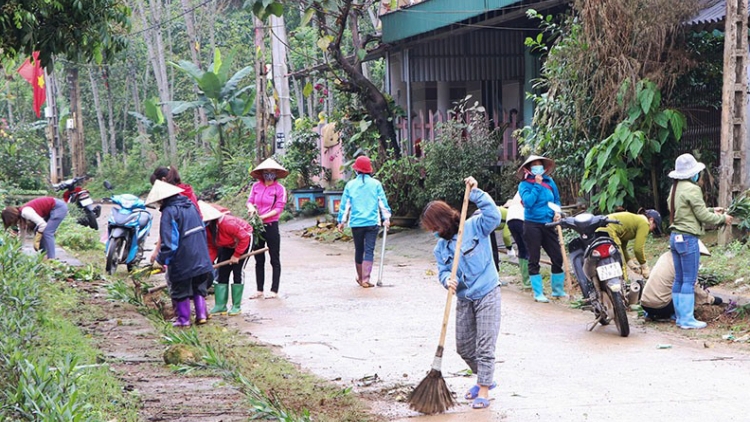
left=518, top=175, right=561, bottom=224
left=337, top=174, right=391, bottom=228
left=433, top=188, right=500, bottom=300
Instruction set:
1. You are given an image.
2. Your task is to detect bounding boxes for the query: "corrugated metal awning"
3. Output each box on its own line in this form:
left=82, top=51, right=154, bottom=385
left=686, top=0, right=749, bottom=31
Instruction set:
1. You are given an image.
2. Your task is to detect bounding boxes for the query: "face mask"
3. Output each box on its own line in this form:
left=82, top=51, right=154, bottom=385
left=530, top=165, right=545, bottom=176
left=691, top=173, right=700, bottom=183
left=434, top=232, right=441, bottom=239
left=263, top=172, right=277, bottom=182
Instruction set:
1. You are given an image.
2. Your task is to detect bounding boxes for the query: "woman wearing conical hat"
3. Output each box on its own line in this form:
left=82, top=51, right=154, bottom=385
left=147, top=180, right=214, bottom=327
left=517, top=155, right=565, bottom=303
left=246, top=158, right=288, bottom=299
left=198, top=201, right=254, bottom=317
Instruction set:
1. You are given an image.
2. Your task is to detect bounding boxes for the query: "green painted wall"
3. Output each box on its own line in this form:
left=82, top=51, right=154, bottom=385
left=382, top=0, right=521, bottom=43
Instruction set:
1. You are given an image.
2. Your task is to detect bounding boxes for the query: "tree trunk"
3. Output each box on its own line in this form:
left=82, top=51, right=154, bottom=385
left=102, top=66, right=117, bottom=155
left=127, top=64, right=147, bottom=136
left=135, top=0, right=178, bottom=163
left=88, top=68, right=109, bottom=156
left=67, top=66, right=86, bottom=175
left=179, top=0, right=209, bottom=149
left=255, top=16, right=269, bottom=161
left=2, top=65, right=14, bottom=127
left=292, top=77, right=304, bottom=118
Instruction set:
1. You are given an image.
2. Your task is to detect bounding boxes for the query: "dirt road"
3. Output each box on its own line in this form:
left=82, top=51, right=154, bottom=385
left=213, top=217, right=750, bottom=421
left=83, top=206, right=749, bottom=421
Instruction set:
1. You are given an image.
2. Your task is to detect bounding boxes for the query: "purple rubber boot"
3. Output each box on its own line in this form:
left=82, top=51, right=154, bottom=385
left=193, top=295, right=208, bottom=325
left=172, top=298, right=192, bottom=327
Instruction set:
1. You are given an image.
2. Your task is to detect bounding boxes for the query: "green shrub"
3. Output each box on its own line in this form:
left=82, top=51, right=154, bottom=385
left=422, top=103, right=503, bottom=208
left=56, top=217, right=104, bottom=251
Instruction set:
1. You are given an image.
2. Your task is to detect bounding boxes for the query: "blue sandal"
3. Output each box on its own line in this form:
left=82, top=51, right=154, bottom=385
left=464, top=381, right=497, bottom=400
left=472, top=397, right=491, bottom=409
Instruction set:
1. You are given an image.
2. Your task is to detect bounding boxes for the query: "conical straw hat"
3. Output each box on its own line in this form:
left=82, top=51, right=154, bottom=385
left=145, top=179, right=184, bottom=205
left=198, top=200, right=224, bottom=222
left=516, top=155, right=556, bottom=178
left=249, top=158, right=289, bottom=180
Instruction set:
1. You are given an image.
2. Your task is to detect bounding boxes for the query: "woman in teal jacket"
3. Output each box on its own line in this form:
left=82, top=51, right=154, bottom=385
left=337, top=156, right=391, bottom=288
left=518, top=155, right=564, bottom=302
left=421, top=176, right=501, bottom=410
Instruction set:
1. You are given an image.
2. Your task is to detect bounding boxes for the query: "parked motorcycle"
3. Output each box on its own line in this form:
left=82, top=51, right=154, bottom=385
left=52, top=175, right=100, bottom=230
left=103, top=181, right=153, bottom=275
left=547, top=213, right=634, bottom=337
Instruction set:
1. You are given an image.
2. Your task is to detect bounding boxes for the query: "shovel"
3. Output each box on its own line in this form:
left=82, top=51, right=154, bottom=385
left=548, top=202, right=572, bottom=292
left=377, top=227, right=388, bottom=287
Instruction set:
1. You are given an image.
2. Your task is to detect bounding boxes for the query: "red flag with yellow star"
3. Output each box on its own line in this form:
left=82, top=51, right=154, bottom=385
left=17, top=52, right=46, bottom=118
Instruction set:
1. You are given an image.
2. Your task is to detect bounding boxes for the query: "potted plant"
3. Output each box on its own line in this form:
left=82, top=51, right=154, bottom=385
left=283, top=118, right=325, bottom=213
left=375, top=155, right=427, bottom=227
left=324, top=179, right=347, bottom=216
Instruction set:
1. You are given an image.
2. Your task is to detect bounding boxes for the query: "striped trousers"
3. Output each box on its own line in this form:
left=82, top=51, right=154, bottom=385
left=455, top=286, right=502, bottom=386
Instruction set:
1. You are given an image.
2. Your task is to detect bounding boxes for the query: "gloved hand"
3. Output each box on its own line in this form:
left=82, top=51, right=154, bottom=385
left=247, top=203, right=258, bottom=216
left=33, top=232, right=42, bottom=251
left=640, top=263, right=651, bottom=279
left=627, top=259, right=640, bottom=273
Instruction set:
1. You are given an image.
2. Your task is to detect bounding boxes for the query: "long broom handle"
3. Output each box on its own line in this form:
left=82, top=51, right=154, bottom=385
left=436, top=183, right=472, bottom=352
left=556, top=225, right=572, bottom=292
left=213, top=247, right=269, bottom=269
left=377, top=227, right=388, bottom=284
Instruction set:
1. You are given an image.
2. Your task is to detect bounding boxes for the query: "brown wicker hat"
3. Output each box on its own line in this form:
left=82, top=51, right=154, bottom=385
left=145, top=180, right=184, bottom=205
left=249, top=158, right=289, bottom=180
left=516, top=155, right=556, bottom=178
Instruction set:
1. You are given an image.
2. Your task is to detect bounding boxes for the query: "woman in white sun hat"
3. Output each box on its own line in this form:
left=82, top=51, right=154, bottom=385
left=246, top=158, right=288, bottom=299
left=199, top=201, right=253, bottom=317
left=147, top=180, right=214, bottom=327
left=667, top=153, right=732, bottom=329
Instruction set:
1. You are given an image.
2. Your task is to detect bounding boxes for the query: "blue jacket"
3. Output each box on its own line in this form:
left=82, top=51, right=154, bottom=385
left=518, top=175, right=561, bottom=224
left=157, top=195, right=213, bottom=282
left=433, top=188, right=500, bottom=300
left=337, top=174, right=392, bottom=228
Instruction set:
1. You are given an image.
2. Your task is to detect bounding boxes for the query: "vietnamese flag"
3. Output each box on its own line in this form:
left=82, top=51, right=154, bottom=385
left=17, top=52, right=46, bottom=118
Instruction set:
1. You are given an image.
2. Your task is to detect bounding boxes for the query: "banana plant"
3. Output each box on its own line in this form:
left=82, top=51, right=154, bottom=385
left=167, top=48, right=256, bottom=153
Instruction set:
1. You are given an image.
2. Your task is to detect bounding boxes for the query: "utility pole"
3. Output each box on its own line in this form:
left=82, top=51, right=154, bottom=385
left=719, top=0, right=748, bottom=245
left=45, top=67, right=62, bottom=183
left=255, top=16, right=269, bottom=162
left=270, top=14, right=292, bottom=155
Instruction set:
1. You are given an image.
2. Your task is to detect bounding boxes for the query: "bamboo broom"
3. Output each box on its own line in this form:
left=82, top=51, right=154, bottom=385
left=408, top=183, right=472, bottom=414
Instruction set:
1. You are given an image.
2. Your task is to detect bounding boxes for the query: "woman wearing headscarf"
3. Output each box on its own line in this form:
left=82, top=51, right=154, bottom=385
left=337, top=156, right=391, bottom=288
left=199, top=201, right=253, bottom=316
left=2, top=196, right=68, bottom=259
left=147, top=180, right=214, bottom=327
left=517, top=155, right=565, bottom=303
left=667, top=153, right=732, bottom=329
left=246, top=158, right=288, bottom=299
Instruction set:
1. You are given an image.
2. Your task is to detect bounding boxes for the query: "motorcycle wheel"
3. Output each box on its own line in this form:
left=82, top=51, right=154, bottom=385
left=84, top=209, right=99, bottom=230
left=105, top=238, right=123, bottom=275
left=604, top=289, right=630, bottom=337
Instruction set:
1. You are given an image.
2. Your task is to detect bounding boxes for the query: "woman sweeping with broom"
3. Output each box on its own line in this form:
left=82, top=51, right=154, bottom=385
left=416, top=176, right=501, bottom=411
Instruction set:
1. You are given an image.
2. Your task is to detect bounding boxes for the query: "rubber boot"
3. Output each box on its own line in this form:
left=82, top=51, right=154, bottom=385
left=675, top=293, right=706, bottom=329
left=551, top=272, right=567, bottom=298
left=228, top=284, right=245, bottom=316
left=193, top=295, right=208, bottom=325
left=210, top=283, right=229, bottom=315
left=530, top=274, right=549, bottom=303
left=172, top=298, right=192, bottom=327
left=519, top=258, right=531, bottom=289
left=361, top=261, right=374, bottom=287
left=355, top=263, right=363, bottom=285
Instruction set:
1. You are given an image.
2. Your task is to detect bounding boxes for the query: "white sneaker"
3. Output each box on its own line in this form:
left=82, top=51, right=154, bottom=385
left=248, top=291, right=264, bottom=300
left=264, top=292, right=278, bottom=299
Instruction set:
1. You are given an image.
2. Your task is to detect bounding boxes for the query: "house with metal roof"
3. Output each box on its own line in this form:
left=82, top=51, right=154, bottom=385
left=378, top=0, right=567, bottom=161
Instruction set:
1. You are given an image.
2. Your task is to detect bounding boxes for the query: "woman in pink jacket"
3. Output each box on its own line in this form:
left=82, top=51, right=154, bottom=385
left=246, top=158, right=288, bottom=299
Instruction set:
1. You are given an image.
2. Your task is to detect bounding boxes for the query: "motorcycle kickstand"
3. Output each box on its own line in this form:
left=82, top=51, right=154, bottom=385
left=587, top=320, right=599, bottom=332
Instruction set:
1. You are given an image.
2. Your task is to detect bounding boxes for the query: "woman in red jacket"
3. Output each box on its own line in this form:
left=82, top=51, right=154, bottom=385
left=2, top=196, right=68, bottom=259
left=199, top=201, right=254, bottom=316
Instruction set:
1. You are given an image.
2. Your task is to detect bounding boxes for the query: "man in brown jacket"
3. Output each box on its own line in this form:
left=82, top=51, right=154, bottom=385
left=641, top=240, right=722, bottom=321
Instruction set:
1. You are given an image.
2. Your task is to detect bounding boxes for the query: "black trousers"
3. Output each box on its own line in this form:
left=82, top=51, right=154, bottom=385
left=523, top=221, right=563, bottom=276
left=254, top=221, right=281, bottom=293
left=216, top=244, right=251, bottom=285
left=643, top=302, right=675, bottom=320
left=508, top=219, right=529, bottom=259
left=170, top=272, right=211, bottom=301
left=489, top=231, right=500, bottom=270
